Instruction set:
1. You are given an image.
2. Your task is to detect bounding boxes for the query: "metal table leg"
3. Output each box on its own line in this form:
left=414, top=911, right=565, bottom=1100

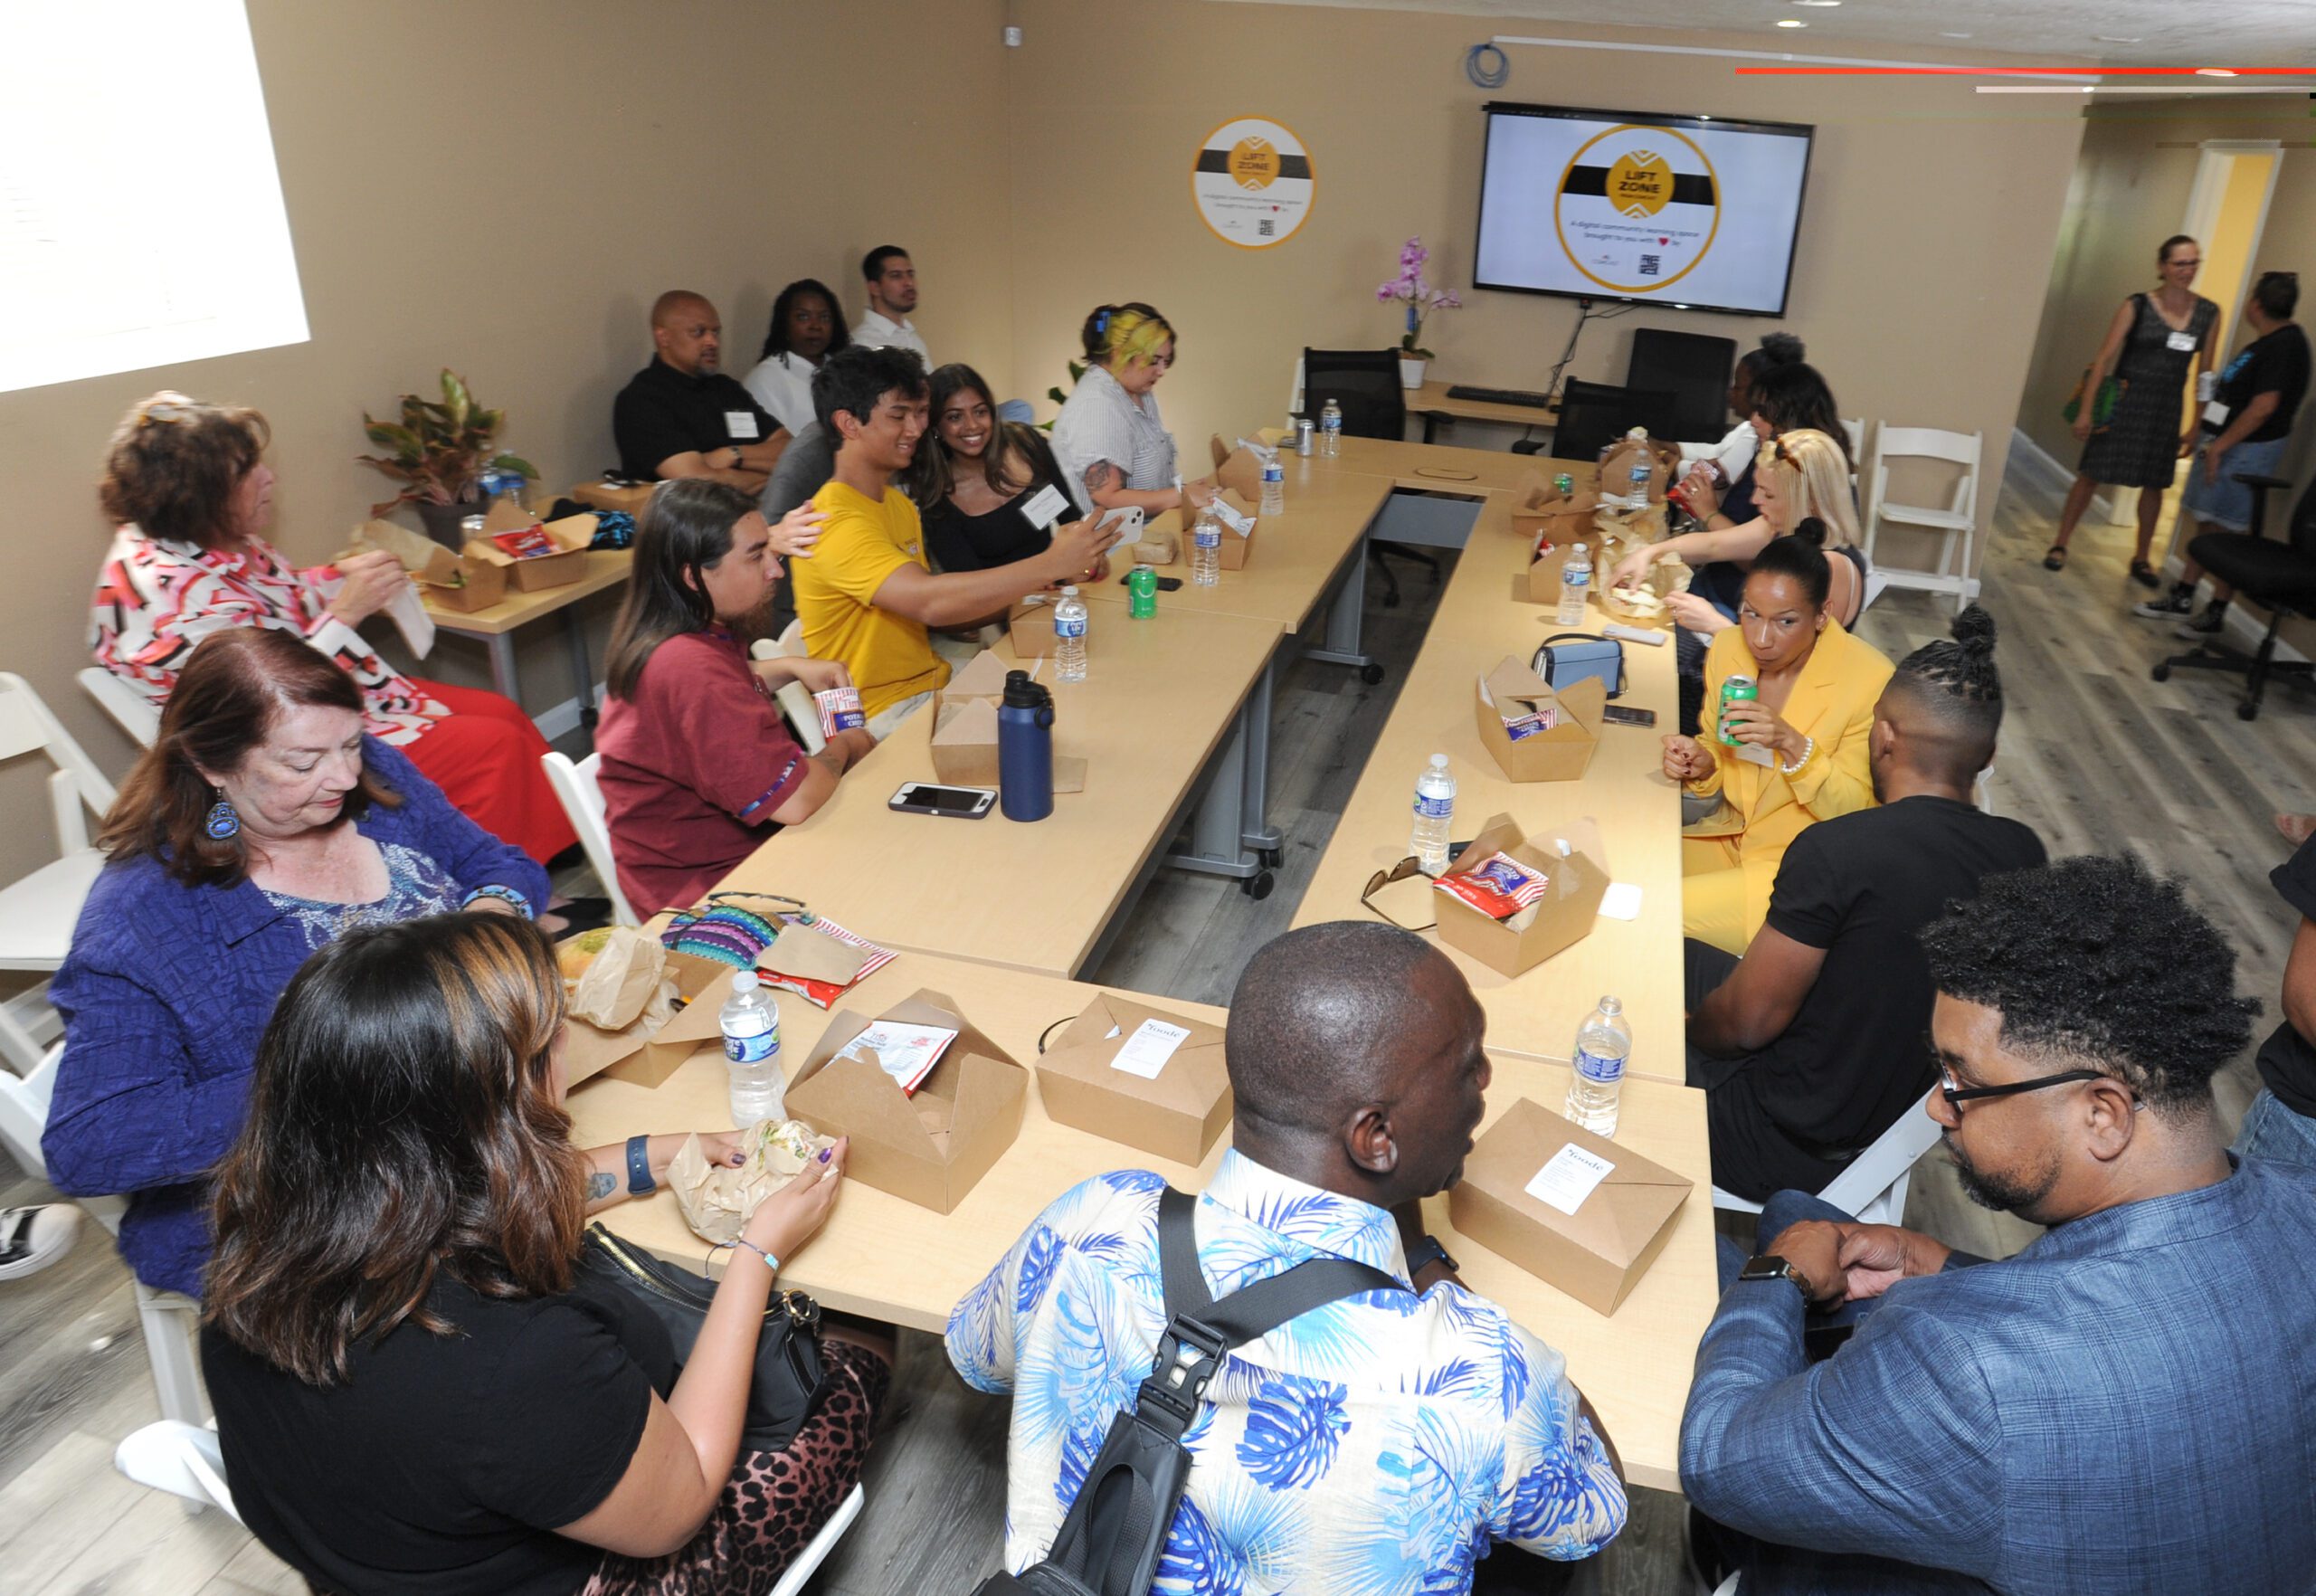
left=1239, top=654, right=1282, bottom=863
left=1164, top=697, right=1273, bottom=898
left=564, top=608, right=600, bottom=731
left=1302, top=534, right=1382, bottom=682
left=483, top=633, right=520, bottom=703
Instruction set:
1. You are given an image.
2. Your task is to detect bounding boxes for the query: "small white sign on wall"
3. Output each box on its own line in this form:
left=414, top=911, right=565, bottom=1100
left=1191, top=117, right=1315, bottom=250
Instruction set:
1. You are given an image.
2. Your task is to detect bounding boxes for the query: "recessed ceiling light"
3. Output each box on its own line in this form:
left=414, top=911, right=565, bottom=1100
left=2095, top=35, right=2143, bottom=43
left=2197, top=68, right=2239, bottom=77
left=1777, top=18, right=1807, bottom=27
left=1792, top=1, right=1841, bottom=6
left=1941, top=32, right=1973, bottom=40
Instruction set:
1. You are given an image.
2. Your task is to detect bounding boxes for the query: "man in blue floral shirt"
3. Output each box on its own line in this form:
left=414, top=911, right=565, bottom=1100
left=947, top=922, right=1628, bottom=1593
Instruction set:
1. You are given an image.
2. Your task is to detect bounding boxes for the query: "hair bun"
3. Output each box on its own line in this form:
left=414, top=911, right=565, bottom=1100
left=1759, top=331, right=1805, bottom=366
left=1790, top=515, right=1829, bottom=550
left=1951, top=603, right=1997, bottom=656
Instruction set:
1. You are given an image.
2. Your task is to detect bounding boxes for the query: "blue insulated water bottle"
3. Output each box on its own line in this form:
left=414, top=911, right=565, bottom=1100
left=997, top=670, right=1055, bottom=822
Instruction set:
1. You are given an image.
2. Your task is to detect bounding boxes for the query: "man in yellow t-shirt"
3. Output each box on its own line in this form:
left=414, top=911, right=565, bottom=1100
left=793, top=347, right=1120, bottom=736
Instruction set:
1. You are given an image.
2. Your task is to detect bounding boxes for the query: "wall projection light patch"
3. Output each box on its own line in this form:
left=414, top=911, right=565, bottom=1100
left=1192, top=117, right=1315, bottom=250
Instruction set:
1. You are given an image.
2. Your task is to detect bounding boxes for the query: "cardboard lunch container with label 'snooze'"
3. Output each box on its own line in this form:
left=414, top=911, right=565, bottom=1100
left=1036, top=993, right=1232, bottom=1166
left=1448, top=1096, right=1692, bottom=1316
left=783, top=989, right=1029, bottom=1214
left=1475, top=658, right=1605, bottom=784
left=1432, top=812, right=1612, bottom=978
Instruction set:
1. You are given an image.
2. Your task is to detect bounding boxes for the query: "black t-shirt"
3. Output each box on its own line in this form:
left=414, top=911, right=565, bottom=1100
left=203, top=1267, right=675, bottom=1596
left=2257, top=834, right=2316, bottom=1116
left=1747, top=795, right=2046, bottom=1149
left=920, top=429, right=1073, bottom=572
left=613, top=356, right=781, bottom=479
left=2207, top=323, right=2311, bottom=443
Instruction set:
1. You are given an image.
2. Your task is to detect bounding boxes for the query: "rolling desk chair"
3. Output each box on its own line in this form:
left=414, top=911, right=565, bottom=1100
left=1524, top=378, right=1680, bottom=464
left=2152, top=470, right=2316, bottom=720
left=1627, top=328, right=1737, bottom=444
left=1302, top=347, right=1436, bottom=608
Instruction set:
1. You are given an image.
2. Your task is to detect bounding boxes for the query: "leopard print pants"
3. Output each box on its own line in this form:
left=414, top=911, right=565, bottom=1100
left=580, top=1337, right=891, bottom=1596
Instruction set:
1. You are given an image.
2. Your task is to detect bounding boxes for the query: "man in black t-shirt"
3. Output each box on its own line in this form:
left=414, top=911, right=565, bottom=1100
left=2135, top=270, right=2311, bottom=633
left=2236, top=831, right=2316, bottom=1177
left=1686, top=608, right=2045, bottom=1200
left=612, top=290, right=790, bottom=490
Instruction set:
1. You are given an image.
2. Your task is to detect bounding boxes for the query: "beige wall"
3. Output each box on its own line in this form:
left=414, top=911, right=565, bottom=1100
left=1001, top=0, right=2086, bottom=577
left=0, top=0, right=1011, bottom=884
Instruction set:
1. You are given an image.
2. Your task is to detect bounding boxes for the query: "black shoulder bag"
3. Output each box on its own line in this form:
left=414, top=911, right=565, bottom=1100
left=973, top=1189, right=1403, bottom=1596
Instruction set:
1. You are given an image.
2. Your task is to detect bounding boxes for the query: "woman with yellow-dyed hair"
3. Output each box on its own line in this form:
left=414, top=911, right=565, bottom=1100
left=1050, top=302, right=1212, bottom=517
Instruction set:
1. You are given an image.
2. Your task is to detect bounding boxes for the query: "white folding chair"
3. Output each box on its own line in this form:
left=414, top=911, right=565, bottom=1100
left=539, top=752, right=641, bottom=927
left=748, top=633, right=829, bottom=755
left=1861, top=426, right=1982, bottom=614
left=1712, top=1106, right=1944, bottom=1227
left=0, top=1040, right=207, bottom=1422
left=78, top=666, right=161, bottom=747
left=771, top=1482, right=866, bottom=1596
left=0, top=673, right=119, bottom=1072
left=115, top=1420, right=238, bottom=1521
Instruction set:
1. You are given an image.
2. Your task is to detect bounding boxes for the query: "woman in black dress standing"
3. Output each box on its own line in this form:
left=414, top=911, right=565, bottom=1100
left=2044, top=234, right=2219, bottom=584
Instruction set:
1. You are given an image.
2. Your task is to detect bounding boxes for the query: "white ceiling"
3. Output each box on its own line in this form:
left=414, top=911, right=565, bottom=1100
left=1218, top=0, right=2316, bottom=69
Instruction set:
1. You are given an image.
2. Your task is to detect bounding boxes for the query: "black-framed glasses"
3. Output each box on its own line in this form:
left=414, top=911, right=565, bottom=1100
left=1937, top=1064, right=2108, bottom=1107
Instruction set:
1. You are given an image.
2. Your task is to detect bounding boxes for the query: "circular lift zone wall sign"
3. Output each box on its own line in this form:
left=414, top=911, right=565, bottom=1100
left=1192, top=118, right=1315, bottom=249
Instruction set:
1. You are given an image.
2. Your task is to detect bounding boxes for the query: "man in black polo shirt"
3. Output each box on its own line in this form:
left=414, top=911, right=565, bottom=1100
left=1685, top=607, right=2045, bottom=1200
left=2135, top=270, right=2311, bottom=633
left=612, top=290, right=790, bottom=492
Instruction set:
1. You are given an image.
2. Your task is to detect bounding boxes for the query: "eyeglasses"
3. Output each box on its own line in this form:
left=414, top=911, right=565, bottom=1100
left=1937, top=1064, right=2130, bottom=1108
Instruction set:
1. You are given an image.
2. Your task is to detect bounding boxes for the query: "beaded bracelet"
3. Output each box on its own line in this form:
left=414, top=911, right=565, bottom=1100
left=461, top=884, right=535, bottom=918
left=1779, top=736, right=1817, bottom=776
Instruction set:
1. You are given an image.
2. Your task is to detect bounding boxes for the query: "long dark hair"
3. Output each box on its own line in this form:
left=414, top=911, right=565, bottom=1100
left=204, top=913, right=587, bottom=1386
left=758, top=278, right=851, bottom=364
left=1750, top=362, right=1853, bottom=468
left=98, top=629, right=401, bottom=887
left=906, top=363, right=1049, bottom=508
left=605, top=479, right=764, bottom=698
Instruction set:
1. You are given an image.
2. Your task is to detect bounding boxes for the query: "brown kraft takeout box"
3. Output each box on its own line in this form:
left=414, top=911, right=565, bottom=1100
left=463, top=500, right=597, bottom=592
left=569, top=480, right=657, bottom=518
left=1433, top=812, right=1612, bottom=978
left=1005, top=586, right=1122, bottom=660
left=1036, top=993, right=1232, bottom=1166
left=564, top=948, right=735, bottom=1089
left=350, top=519, right=507, bottom=614
left=928, top=649, right=1087, bottom=793
left=1475, top=658, right=1605, bottom=784
left=784, top=989, right=1030, bottom=1213
left=1449, top=1096, right=1692, bottom=1316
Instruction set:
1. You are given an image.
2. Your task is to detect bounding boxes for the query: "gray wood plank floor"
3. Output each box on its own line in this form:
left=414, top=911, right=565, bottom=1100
left=4, top=440, right=2303, bottom=1593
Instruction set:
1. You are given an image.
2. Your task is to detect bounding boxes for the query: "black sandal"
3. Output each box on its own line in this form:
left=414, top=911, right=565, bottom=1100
left=2130, top=558, right=2161, bottom=589
left=2043, top=546, right=2068, bottom=571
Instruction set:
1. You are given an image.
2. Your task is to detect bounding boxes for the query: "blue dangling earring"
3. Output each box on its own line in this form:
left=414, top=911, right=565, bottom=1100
left=204, top=793, right=241, bottom=841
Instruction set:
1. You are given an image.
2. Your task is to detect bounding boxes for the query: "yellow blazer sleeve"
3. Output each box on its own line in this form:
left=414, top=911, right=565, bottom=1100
left=1786, top=637, right=1894, bottom=817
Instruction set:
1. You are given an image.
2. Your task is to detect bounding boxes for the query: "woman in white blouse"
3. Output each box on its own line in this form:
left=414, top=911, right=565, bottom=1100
left=743, top=279, right=850, bottom=437
left=1049, top=302, right=1210, bottom=517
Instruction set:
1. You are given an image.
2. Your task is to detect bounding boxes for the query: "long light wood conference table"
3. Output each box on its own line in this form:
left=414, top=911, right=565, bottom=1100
left=566, top=950, right=1716, bottom=1494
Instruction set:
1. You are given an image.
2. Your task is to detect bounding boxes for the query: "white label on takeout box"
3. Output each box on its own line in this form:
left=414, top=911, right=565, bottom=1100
left=725, top=411, right=759, bottom=440
left=1210, top=497, right=1254, bottom=537
left=2166, top=329, right=2198, bottom=354
left=1110, top=1018, right=1192, bottom=1079
left=1524, top=1143, right=1616, bottom=1216
left=1020, top=483, right=1071, bottom=528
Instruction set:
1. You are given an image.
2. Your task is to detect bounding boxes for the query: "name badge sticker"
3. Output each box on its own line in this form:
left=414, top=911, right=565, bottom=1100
left=725, top=411, right=760, bottom=441
left=2204, top=400, right=2231, bottom=428
left=1020, top=483, right=1071, bottom=528
left=1524, top=1143, right=1616, bottom=1216
left=2166, top=329, right=2198, bottom=354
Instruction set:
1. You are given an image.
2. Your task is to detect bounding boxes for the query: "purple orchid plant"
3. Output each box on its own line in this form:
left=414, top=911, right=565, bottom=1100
left=1377, top=236, right=1462, bottom=359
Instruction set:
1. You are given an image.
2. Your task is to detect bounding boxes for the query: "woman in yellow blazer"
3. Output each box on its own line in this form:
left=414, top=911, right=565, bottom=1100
left=1662, top=524, right=1894, bottom=955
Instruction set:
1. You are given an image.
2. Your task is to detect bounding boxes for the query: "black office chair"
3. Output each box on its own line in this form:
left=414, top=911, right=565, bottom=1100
left=2152, top=471, right=2316, bottom=720
left=1302, top=347, right=1436, bottom=610
left=1628, top=328, right=1738, bottom=443
left=1545, top=378, right=1681, bottom=463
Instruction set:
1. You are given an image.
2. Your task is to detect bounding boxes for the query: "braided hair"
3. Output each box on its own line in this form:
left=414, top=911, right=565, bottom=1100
left=1890, top=604, right=2003, bottom=772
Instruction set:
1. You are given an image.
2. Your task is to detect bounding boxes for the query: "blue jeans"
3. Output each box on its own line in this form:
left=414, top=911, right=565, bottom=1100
left=2180, top=432, right=2290, bottom=532
left=2234, top=1088, right=2316, bottom=1178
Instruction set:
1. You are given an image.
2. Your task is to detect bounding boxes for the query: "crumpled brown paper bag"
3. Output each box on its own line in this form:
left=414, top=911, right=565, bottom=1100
left=568, top=927, right=668, bottom=1031
left=667, top=1119, right=835, bottom=1245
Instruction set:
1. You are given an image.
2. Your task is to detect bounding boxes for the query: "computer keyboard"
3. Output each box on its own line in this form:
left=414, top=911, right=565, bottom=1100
left=1445, top=384, right=1555, bottom=410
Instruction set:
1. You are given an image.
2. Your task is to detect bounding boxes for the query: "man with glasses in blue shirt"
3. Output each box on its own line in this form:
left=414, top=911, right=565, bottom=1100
left=1681, top=853, right=2316, bottom=1594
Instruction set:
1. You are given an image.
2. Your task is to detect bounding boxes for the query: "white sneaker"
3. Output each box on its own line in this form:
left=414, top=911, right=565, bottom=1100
left=0, top=1204, right=82, bottom=1282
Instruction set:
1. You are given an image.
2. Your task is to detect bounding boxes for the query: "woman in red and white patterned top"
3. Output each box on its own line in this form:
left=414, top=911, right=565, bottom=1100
left=90, top=393, right=575, bottom=865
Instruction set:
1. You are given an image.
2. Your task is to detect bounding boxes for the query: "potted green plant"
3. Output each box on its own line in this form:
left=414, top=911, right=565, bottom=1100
left=356, top=369, right=536, bottom=548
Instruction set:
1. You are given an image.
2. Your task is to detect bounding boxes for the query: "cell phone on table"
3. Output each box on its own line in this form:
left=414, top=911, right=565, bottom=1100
left=1600, top=705, right=1657, bottom=728
left=1120, top=573, right=1185, bottom=592
left=888, top=782, right=997, bottom=819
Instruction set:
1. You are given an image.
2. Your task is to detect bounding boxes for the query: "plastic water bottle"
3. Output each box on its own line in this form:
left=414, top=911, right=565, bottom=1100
left=1053, top=585, right=1089, bottom=682
left=719, top=971, right=783, bottom=1128
left=1260, top=458, right=1286, bottom=518
left=1564, top=996, right=1632, bottom=1137
left=1411, top=754, right=1455, bottom=875
left=1319, top=398, right=1343, bottom=458
left=490, top=469, right=527, bottom=514
left=1558, top=541, right=1592, bottom=626
left=1190, top=507, right=1222, bottom=586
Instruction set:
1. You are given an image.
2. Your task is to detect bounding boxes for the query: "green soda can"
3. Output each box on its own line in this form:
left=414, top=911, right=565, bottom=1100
left=1127, top=564, right=1159, bottom=619
left=1719, top=674, right=1758, bottom=746
left=1553, top=472, right=1575, bottom=497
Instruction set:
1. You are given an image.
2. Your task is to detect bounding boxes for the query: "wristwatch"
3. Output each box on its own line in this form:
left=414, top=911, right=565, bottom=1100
left=624, top=1135, right=656, bottom=1198
left=726, top=445, right=745, bottom=470
left=1738, top=1253, right=1807, bottom=1297
left=1404, top=1234, right=1460, bottom=1278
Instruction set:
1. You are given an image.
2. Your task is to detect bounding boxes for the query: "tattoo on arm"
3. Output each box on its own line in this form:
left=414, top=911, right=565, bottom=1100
left=1084, top=461, right=1116, bottom=493
left=587, top=1172, right=619, bottom=1202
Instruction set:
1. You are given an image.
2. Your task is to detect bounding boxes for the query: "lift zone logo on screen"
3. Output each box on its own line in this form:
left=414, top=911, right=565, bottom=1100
left=1476, top=109, right=1811, bottom=314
